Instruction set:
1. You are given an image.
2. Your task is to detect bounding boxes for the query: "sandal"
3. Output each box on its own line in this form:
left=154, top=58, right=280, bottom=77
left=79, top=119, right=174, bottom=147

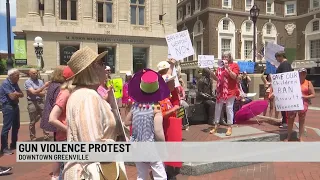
left=209, top=126, right=218, bottom=134
left=225, top=127, right=232, bottom=136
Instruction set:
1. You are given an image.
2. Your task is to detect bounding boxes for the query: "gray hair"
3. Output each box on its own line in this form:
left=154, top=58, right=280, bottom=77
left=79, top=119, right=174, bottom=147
left=222, top=51, right=233, bottom=61
left=8, top=68, right=20, bottom=76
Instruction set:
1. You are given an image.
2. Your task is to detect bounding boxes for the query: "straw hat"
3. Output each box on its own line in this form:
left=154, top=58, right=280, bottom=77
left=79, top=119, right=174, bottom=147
left=67, top=46, right=107, bottom=79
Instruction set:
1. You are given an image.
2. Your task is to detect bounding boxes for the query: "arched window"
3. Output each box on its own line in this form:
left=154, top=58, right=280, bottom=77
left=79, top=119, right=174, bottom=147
left=240, top=20, right=255, bottom=60
left=305, top=18, right=320, bottom=59
left=217, top=17, right=236, bottom=59
left=262, top=22, right=277, bottom=54
left=193, top=20, right=203, bottom=60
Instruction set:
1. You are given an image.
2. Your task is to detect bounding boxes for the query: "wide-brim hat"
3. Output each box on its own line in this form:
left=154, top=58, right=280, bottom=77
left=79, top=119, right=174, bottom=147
left=128, top=69, right=170, bottom=103
left=67, top=46, right=107, bottom=80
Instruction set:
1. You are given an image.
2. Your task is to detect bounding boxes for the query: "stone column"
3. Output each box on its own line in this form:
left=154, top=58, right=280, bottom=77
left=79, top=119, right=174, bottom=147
left=67, top=0, right=71, bottom=20
left=28, top=0, right=39, bottom=15
left=118, top=0, right=128, bottom=21
left=151, top=0, right=160, bottom=24
left=83, top=0, right=93, bottom=19
left=163, top=0, right=171, bottom=25
left=44, top=0, right=55, bottom=16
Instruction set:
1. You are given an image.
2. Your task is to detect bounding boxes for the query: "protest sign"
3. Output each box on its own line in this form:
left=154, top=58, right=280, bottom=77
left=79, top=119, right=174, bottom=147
left=172, top=66, right=181, bottom=88
left=107, top=78, right=123, bottom=99
left=265, top=43, right=284, bottom=68
left=108, top=90, right=130, bottom=141
left=198, top=55, right=215, bottom=68
left=237, top=61, right=255, bottom=73
left=271, top=71, right=303, bottom=111
left=166, top=30, right=194, bottom=60
left=266, top=61, right=277, bottom=74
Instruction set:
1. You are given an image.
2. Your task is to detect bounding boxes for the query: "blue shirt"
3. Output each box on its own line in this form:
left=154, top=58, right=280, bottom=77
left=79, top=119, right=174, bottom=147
left=24, top=78, right=44, bottom=101
left=0, top=78, right=22, bottom=105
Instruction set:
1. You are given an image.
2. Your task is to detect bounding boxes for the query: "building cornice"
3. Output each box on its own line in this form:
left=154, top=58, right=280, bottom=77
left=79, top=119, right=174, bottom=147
left=177, top=7, right=320, bottom=26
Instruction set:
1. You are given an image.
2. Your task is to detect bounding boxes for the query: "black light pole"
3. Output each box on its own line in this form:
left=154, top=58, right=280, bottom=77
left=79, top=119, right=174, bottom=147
left=250, top=5, right=260, bottom=63
left=6, top=0, right=14, bottom=70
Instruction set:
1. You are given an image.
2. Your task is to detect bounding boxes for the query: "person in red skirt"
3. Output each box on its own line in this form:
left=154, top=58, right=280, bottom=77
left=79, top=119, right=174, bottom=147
left=160, top=74, right=182, bottom=180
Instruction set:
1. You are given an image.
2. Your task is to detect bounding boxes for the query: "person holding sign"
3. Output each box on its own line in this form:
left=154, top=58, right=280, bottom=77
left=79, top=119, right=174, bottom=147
left=275, top=51, right=293, bottom=128
left=284, top=68, right=315, bottom=142
left=122, top=72, right=133, bottom=116
left=210, top=51, right=240, bottom=136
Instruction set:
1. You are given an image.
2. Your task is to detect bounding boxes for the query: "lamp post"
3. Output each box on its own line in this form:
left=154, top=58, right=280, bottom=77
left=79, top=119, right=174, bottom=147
left=6, top=0, right=13, bottom=71
left=250, top=4, right=260, bottom=63
left=33, top=36, right=44, bottom=71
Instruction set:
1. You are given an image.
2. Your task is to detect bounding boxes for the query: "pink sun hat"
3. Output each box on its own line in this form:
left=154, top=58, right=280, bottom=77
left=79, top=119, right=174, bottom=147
left=128, top=69, right=170, bottom=103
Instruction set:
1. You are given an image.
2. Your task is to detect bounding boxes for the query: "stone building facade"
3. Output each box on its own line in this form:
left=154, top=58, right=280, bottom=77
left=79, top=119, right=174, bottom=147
left=13, top=0, right=177, bottom=74
left=177, top=0, right=320, bottom=79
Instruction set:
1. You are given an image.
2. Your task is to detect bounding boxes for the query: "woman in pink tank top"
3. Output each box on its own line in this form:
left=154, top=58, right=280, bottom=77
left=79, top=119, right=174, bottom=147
left=285, top=68, right=315, bottom=142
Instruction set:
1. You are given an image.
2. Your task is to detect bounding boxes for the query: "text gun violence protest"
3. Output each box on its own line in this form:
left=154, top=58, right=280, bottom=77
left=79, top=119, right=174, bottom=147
left=16, top=142, right=320, bottom=163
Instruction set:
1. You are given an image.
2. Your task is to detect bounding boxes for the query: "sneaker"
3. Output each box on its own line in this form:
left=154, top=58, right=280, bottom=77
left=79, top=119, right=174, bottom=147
left=1, top=148, right=13, bottom=155
left=0, top=166, right=12, bottom=175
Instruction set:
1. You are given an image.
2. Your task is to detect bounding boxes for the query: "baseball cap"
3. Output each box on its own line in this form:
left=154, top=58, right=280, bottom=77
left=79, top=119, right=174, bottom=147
left=298, top=68, right=307, bottom=73
left=105, top=66, right=111, bottom=70
left=63, top=66, right=74, bottom=80
left=126, top=71, right=132, bottom=76
left=157, top=61, right=170, bottom=72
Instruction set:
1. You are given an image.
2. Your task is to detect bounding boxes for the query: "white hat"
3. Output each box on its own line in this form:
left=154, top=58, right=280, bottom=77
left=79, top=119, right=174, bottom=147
left=105, top=66, right=111, bottom=70
left=126, top=71, right=132, bottom=76
left=162, top=74, right=175, bottom=83
left=157, top=61, right=170, bottom=72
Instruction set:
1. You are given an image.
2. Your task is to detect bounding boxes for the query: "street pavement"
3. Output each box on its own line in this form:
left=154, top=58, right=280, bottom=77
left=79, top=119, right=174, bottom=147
left=0, top=101, right=320, bottom=179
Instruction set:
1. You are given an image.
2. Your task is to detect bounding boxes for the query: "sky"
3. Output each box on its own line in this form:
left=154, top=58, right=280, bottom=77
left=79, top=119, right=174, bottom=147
left=0, top=0, right=16, bottom=53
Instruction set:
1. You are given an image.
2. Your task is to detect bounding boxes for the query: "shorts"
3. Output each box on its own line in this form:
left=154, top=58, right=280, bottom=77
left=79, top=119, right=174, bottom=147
left=287, top=102, right=309, bottom=119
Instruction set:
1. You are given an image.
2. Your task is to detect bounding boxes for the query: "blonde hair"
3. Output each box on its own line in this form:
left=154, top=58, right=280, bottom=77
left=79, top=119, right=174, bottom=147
left=61, top=78, right=75, bottom=92
left=51, top=66, right=66, bottom=83
left=72, top=64, right=102, bottom=86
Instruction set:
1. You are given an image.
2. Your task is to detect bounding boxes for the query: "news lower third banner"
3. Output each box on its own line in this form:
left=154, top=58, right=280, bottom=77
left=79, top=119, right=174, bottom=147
left=17, top=142, right=320, bottom=162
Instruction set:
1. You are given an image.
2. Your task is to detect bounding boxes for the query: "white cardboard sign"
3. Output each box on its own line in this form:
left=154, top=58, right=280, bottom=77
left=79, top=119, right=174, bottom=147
left=198, top=55, right=215, bottom=68
left=265, top=43, right=284, bottom=68
left=165, top=30, right=194, bottom=60
left=271, top=71, right=304, bottom=111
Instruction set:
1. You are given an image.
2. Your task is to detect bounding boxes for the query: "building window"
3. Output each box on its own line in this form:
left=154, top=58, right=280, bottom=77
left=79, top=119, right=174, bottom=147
left=223, top=0, right=231, bottom=8
left=245, top=0, right=253, bottom=11
left=223, top=20, right=229, bottom=30
left=313, top=20, right=319, bottom=31
left=98, top=46, right=116, bottom=73
left=311, top=0, right=320, bottom=9
left=186, top=3, right=191, bottom=16
left=133, top=47, right=148, bottom=73
left=60, top=0, right=78, bottom=20
left=245, top=22, right=252, bottom=32
left=310, top=39, right=320, bottom=58
left=196, top=41, right=202, bottom=58
left=178, top=8, right=183, bottom=20
left=266, top=0, right=274, bottom=14
left=285, top=1, right=297, bottom=16
left=131, top=0, right=145, bottom=25
left=244, top=40, right=253, bottom=59
left=96, top=0, right=113, bottom=23
left=266, top=24, right=272, bottom=34
left=221, top=39, right=231, bottom=53
left=195, top=0, right=201, bottom=11
left=59, top=44, right=80, bottom=65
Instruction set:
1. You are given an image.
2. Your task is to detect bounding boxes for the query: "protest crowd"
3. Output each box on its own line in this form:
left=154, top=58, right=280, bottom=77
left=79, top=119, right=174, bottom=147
left=0, top=41, right=317, bottom=179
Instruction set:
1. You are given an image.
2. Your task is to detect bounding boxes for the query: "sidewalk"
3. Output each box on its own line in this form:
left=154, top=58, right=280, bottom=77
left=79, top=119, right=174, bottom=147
left=0, top=110, right=320, bottom=179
